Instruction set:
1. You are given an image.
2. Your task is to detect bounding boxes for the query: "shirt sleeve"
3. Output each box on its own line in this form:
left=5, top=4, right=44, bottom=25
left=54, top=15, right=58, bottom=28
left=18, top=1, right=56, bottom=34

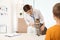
left=38, top=11, right=44, bottom=23
left=45, top=29, right=51, bottom=40
left=24, top=12, right=34, bottom=26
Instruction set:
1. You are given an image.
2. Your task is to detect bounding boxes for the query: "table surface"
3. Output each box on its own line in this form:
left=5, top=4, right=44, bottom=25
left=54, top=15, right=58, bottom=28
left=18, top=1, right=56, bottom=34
left=0, top=33, right=45, bottom=40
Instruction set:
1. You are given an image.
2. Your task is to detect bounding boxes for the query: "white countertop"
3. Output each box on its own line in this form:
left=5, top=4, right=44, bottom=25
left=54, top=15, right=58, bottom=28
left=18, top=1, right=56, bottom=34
left=0, top=33, right=45, bottom=40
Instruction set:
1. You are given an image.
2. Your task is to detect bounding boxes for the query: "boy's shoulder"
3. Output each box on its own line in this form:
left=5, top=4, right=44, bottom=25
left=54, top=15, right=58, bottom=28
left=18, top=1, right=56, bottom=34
left=47, top=25, right=56, bottom=32
left=48, top=25, right=60, bottom=30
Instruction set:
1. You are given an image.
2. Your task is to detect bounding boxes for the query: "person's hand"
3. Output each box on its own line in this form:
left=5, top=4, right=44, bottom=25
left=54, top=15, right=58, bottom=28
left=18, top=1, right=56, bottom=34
left=29, top=22, right=34, bottom=27
left=40, top=24, right=44, bottom=31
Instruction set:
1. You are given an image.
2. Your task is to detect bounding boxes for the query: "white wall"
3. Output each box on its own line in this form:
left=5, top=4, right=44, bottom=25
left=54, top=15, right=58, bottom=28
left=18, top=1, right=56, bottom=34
left=34, top=0, right=60, bottom=28
left=0, top=0, right=13, bottom=33
left=12, top=0, right=24, bottom=32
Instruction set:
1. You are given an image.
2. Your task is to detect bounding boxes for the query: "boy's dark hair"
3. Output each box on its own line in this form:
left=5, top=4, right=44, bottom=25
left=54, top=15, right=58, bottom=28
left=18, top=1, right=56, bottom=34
left=53, top=3, right=60, bottom=19
left=23, top=4, right=31, bottom=12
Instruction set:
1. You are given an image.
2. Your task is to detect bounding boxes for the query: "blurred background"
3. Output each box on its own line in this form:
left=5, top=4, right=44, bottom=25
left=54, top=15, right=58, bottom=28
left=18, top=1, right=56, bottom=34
left=0, top=0, right=60, bottom=33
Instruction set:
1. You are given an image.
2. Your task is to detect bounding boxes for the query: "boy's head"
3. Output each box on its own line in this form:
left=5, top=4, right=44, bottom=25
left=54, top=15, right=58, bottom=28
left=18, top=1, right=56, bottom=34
left=53, top=3, right=60, bottom=20
left=23, top=4, right=33, bottom=15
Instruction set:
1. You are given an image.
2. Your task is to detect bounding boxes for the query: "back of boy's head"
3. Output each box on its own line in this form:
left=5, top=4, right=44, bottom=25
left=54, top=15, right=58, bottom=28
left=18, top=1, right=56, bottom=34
left=53, top=3, right=60, bottom=19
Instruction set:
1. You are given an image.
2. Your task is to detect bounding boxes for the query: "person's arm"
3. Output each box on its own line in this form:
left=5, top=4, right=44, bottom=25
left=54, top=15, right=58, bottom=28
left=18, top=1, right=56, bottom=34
left=24, top=12, right=34, bottom=26
left=38, top=10, right=44, bottom=24
left=40, top=23, right=45, bottom=31
left=38, top=10, right=45, bottom=31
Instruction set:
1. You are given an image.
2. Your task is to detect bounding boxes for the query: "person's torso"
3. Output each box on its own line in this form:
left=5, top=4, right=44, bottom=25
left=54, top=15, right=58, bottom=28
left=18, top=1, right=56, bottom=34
left=32, top=9, right=40, bottom=20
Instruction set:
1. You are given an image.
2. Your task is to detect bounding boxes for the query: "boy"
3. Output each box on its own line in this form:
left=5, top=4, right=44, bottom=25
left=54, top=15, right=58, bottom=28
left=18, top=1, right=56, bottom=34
left=45, top=3, right=60, bottom=40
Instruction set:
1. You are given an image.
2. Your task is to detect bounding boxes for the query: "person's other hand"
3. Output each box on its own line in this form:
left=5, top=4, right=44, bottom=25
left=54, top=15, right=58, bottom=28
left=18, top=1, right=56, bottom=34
left=29, top=22, right=34, bottom=27
left=40, top=25, right=44, bottom=31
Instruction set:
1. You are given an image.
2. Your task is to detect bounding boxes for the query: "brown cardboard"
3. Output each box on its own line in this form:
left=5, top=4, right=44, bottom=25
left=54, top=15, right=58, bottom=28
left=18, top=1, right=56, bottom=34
left=17, top=18, right=27, bottom=33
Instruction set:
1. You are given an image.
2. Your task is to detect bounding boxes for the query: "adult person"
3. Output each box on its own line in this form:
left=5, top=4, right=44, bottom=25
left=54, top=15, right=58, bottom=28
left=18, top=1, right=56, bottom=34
left=23, top=4, right=47, bottom=35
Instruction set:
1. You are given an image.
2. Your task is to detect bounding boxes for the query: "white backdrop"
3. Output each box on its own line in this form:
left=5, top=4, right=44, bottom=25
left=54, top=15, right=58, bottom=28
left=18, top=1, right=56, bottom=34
left=0, top=0, right=13, bottom=33
left=34, top=0, right=60, bottom=28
